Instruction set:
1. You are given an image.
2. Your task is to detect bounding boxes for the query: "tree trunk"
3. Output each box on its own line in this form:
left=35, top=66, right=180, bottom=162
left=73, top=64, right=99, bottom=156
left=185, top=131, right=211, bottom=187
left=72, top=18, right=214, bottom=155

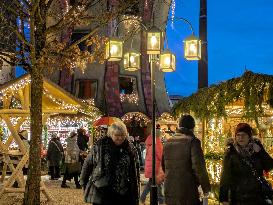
left=23, top=67, right=43, bottom=205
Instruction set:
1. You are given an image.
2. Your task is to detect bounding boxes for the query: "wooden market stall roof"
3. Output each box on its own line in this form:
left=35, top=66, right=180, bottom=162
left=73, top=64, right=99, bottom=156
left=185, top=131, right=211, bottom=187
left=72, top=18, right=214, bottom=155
left=0, top=74, right=100, bottom=201
left=0, top=73, right=100, bottom=116
left=172, top=71, right=273, bottom=120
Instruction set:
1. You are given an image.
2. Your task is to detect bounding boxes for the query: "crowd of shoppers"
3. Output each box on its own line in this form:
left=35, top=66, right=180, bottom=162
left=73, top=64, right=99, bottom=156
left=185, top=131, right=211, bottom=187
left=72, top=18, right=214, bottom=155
left=43, top=114, right=273, bottom=205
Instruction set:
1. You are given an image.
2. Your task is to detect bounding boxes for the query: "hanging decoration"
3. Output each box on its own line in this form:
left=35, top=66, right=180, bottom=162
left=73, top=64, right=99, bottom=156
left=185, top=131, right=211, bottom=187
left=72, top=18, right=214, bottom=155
left=172, top=71, right=273, bottom=121
left=122, top=112, right=150, bottom=125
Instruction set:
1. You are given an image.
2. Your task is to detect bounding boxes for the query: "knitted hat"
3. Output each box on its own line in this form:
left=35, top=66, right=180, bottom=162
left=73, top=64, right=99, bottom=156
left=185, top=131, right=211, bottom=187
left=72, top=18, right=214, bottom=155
left=235, top=123, right=252, bottom=137
left=179, top=115, right=195, bottom=130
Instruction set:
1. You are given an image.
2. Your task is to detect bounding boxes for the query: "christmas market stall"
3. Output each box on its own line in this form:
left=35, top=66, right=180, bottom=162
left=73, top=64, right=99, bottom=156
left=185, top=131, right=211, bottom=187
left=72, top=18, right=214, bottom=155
left=157, top=112, right=177, bottom=140
left=0, top=74, right=101, bottom=201
left=172, top=71, right=273, bottom=201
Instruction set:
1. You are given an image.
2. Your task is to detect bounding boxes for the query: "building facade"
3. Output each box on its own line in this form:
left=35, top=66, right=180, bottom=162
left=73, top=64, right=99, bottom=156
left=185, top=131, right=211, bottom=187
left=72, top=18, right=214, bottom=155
left=50, top=0, right=172, bottom=119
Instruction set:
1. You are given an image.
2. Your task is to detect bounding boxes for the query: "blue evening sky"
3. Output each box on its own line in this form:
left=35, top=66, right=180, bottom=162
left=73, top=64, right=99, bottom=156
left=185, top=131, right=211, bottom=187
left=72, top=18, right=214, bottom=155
left=165, top=0, right=273, bottom=96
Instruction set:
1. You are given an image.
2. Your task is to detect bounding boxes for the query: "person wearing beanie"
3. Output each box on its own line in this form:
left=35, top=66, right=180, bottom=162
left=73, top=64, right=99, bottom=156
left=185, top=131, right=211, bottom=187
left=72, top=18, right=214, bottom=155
left=140, top=124, right=164, bottom=205
left=220, top=123, right=273, bottom=205
left=162, top=114, right=211, bottom=205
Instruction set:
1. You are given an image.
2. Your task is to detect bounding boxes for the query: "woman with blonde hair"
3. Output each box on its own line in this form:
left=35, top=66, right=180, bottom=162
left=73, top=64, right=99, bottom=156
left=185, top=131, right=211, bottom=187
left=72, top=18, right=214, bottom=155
left=80, top=121, right=140, bottom=205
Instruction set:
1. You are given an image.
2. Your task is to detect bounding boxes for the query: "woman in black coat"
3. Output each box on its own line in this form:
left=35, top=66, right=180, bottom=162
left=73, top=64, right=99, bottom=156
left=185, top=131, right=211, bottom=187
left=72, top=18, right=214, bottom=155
left=80, top=122, right=140, bottom=205
left=47, top=133, right=64, bottom=180
left=220, top=123, right=273, bottom=205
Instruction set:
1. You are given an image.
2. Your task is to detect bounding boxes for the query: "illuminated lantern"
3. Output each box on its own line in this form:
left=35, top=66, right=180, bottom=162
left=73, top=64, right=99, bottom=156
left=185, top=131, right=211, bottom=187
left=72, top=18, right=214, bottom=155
left=147, top=26, right=162, bottom=55
left=124, top=50, right=140, bottom=71
left=105, top=37, right=123, bottom=61
left=159, top=50, right=176, bottom=72
left=184, top=35, right=201, bottom=60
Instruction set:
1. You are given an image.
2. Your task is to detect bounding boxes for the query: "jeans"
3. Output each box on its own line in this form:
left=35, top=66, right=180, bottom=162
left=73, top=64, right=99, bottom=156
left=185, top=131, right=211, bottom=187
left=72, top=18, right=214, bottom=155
left=140, top=178, right=164, bottom=204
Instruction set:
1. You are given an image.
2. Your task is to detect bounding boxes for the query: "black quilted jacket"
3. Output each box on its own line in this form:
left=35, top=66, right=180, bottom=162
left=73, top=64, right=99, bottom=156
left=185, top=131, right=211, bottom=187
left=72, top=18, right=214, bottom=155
left=219, top=138, right=273, bottom=205
left=80, top=136, right=140, bottom=205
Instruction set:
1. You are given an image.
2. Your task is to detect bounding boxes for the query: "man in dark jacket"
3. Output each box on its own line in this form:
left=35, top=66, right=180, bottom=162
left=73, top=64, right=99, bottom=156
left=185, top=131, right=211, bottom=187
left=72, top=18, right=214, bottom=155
left=163, top=115, right=211, bottom=205
left=47, top=133, right=64, bottom=180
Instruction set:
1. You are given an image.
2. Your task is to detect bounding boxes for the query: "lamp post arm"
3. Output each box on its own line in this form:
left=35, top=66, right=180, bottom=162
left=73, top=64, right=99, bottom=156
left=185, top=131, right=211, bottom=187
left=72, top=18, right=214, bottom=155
left=162, top=16, right=195, bottom=35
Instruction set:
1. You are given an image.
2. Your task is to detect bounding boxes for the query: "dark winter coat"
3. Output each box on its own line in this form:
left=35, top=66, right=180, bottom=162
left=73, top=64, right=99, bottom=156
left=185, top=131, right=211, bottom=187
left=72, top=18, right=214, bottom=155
left=80, top=136, right=140, bottom=205
left=163, top=131, right=211, bottom=205
left=47, top=138, right=64, bottom=166
left=219, top=138, right=273, bottom=205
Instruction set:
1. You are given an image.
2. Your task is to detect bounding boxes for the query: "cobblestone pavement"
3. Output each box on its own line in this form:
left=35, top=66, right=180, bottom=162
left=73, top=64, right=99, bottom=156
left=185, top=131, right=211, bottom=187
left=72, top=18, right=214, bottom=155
left=0, top=175, right=218, bottom=205
left=0, top=175, right=149, bottom=205
left=0, top=177, right=88, bottom=205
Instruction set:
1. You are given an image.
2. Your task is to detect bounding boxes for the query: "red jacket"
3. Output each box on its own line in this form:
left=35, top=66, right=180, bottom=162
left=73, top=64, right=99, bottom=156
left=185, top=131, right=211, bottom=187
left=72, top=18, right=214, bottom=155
left=144, top=134, right=163, bottom=178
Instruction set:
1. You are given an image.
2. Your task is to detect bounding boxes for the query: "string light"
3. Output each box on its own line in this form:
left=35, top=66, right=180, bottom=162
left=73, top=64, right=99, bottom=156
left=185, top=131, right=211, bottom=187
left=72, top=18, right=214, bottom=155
left=206, top=161, right=222, bottom=184
left=122, top=112, right=150, bottom=125
left=120, top=93, right=139, bottom=104
left=171, top=0, right=176, bottom=29
left=121, top=15, right=141, bottom=34
left=0, top=76, right=31, bottom=100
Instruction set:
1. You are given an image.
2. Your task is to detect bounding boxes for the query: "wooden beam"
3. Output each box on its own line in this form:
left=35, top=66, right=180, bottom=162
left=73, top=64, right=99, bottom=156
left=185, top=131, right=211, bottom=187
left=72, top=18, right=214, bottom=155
left=1, top=116, right=27, bottom=148
left=0, top=109, right=29, bottom=114
left=23, top=84, right=30, bottom=110
left=1, top=115, right=27, bottom=154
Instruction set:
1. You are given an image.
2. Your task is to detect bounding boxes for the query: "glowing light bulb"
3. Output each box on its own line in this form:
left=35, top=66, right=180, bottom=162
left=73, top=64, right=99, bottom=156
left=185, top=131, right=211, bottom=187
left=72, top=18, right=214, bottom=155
left=164, top=56, right=170, bottom=65
left=151, top=35, right=157, bottom=47
left=110, top=45, right=118, bottom=55
left=189, top=43, right=197, bottom=54
left=130, top=56, right=135, bottom=63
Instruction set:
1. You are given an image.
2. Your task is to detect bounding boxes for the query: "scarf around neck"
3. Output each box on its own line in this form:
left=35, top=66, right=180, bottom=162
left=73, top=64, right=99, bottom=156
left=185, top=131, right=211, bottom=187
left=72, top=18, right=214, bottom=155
left=233, top=137, right=261, bottom=157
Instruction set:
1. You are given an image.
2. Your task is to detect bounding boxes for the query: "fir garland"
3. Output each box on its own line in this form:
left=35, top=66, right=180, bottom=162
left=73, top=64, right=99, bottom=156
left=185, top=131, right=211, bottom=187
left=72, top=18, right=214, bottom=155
left=172, top=71, right=273, bottom=121
left=204, top=152, right=224, bottom=161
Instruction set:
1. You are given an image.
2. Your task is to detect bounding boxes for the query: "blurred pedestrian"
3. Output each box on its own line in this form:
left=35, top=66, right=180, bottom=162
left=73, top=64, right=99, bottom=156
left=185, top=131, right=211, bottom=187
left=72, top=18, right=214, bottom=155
left=140, top=125, right=164, bottom=205
left=47, top=133, right=64, bottom=180
left=61, top=131, right=81, bottom=189
left=80, top=121, right=140, bottom=205
left=77, top=128, right=89, bottom=165
left=220, top=123, right=273, bottom=205
left=163, top=115, right=211, bottom=205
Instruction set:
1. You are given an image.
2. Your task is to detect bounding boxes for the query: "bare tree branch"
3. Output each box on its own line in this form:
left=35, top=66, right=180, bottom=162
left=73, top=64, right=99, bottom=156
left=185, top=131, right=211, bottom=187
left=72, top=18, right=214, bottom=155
left=0, top=13, right=31, bottom=48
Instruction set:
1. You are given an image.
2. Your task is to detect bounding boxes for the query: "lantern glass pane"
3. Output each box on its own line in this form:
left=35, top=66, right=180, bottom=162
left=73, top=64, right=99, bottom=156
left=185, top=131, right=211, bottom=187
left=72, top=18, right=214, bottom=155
left=160, top=54, right=171, bottom=68
left=147, top=32, right=161, bottom=54
left=124, top=52, right=140, bottom=71
left=124, top=53, right=129, bottom=68
left=160, top=53, right=175, bottom=72
left=172, top=54, right=176, bottom=71
left=184, top=39, right=201, bottom=60
left=106, top=39, right=123, bottom=61
left=105, top=41, right=110, bottom=60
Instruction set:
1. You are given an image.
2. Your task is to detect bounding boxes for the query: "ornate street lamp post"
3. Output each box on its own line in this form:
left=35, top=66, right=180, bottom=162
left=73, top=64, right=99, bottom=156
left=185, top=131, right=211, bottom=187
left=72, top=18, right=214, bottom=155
left=106, top=16, right=200, bottom=205
left=146, top=25, right=163, bottom=205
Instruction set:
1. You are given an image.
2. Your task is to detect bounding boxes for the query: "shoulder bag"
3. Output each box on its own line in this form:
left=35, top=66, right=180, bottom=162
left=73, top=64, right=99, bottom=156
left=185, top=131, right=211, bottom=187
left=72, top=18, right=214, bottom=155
left=240, top=156, right=273, bottom=204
